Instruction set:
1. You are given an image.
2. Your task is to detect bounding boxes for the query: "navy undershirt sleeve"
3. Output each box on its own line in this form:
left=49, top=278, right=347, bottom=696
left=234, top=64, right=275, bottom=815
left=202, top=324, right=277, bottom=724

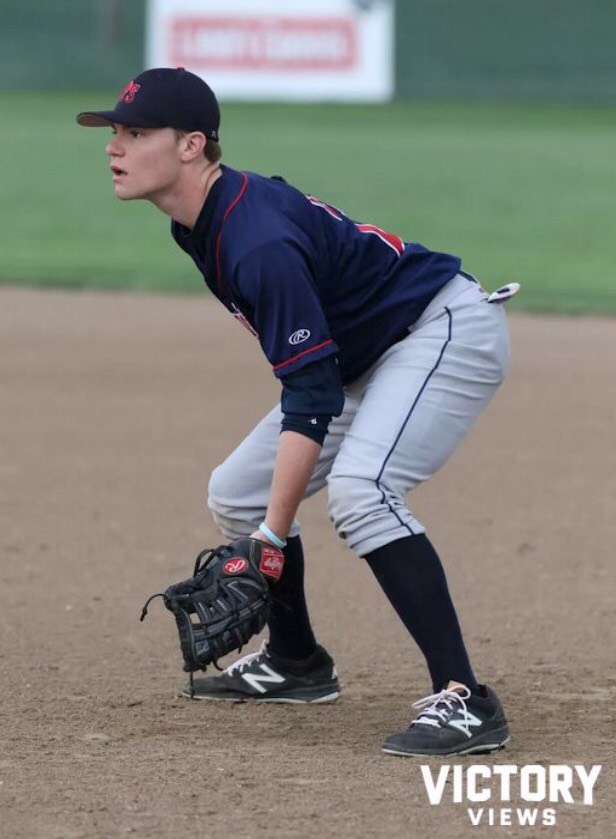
left=280, top=356, right=344, bottom=445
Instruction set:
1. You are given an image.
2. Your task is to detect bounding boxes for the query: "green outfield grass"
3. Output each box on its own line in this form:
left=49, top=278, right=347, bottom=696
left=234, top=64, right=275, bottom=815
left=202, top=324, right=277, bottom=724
left=1, top=92, right=615, bottom=313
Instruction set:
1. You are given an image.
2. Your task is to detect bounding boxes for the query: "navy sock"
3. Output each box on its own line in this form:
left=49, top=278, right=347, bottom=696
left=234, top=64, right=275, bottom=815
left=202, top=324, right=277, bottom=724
left=266, top=535, right=317, bottom=660
left=364, top=534, right=478, bottom=692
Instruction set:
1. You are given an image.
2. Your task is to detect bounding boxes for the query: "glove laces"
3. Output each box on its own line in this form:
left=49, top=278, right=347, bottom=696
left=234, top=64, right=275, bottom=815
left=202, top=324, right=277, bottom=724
left=138, top=545, right=227, bottom=620
left=139, top=592, right=165, bottom=621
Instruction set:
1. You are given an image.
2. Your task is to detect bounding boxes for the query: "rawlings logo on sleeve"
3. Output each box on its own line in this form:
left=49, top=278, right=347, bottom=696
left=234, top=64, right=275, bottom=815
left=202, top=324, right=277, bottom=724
left=289, top=328, right=311, bottom=345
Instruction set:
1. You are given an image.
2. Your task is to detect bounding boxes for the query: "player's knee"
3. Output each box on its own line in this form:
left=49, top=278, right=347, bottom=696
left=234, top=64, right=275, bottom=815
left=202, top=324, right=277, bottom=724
left=207, top=462, right=263, bottom=540
left=207, top=462, right=245, bottom=532
left=327, top=474, right=380, bottom=541
left=207, top=461, right=232, bottom=516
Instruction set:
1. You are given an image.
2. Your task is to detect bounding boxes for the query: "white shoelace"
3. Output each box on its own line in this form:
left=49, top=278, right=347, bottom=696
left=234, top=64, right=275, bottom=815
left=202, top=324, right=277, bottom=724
left=225, top=641, right=268, bottom=675
left=411, top=686, right=474, bottom=735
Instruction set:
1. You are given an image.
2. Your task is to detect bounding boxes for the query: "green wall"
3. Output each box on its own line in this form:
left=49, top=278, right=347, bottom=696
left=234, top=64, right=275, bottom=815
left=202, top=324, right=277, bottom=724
left=0, top=0, right=145, bottom=90
left=396, top=0, right=616, bottom=103
left=1, top=0, right=615, bottom=103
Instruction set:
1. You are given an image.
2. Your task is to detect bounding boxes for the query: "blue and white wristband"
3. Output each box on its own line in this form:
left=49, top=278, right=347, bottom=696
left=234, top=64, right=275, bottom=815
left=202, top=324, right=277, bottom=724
left=258, top=522, right=287, bottom=549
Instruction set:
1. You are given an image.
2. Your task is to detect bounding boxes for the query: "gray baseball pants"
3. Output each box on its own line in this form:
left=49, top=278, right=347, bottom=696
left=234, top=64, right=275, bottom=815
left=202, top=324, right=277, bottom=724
left=208, top=273, right=511, bottom=556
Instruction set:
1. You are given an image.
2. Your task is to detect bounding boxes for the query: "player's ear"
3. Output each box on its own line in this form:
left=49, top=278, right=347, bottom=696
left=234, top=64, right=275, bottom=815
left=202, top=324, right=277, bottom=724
left=178, top=131, right=207, bottom=162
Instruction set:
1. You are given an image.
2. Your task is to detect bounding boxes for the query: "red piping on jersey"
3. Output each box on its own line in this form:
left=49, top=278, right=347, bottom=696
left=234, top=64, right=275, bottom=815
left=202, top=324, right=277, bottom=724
left=272, top=339, right=335, bottom=372
left=355, top=224, right=404, bottom=256
left=215, top=172, right=249, bottom=297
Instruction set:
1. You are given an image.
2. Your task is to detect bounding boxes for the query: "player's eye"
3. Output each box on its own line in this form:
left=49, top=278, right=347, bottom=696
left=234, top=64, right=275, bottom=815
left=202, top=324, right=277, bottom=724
left=129, top=129, right=142, bottom=138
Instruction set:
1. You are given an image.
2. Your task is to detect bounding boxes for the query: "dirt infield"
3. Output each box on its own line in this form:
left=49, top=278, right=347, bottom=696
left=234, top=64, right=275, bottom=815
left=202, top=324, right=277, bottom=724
left=1, top=287, right=614, bottom=839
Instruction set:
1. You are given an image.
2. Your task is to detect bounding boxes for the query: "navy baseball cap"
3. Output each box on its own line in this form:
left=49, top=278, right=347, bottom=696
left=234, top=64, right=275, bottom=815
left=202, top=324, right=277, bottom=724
left=76, top=67, right=220, bottom=141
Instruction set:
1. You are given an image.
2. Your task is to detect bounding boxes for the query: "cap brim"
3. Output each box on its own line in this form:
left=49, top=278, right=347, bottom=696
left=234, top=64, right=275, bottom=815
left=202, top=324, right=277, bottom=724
left=76, top=110, right=167, bottom=128
left=76, top=109, right=218, bottom=140
left=77, top=111, right=119, bottom=127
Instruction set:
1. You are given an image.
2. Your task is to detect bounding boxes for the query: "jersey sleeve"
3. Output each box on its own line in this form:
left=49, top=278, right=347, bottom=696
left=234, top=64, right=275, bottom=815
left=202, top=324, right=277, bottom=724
left=229, top=240, right=339, bottom=378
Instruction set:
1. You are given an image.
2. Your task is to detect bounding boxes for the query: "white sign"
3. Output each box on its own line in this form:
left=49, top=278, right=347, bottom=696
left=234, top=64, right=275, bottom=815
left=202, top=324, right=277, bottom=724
left=146, top=0, right=394, bottom=101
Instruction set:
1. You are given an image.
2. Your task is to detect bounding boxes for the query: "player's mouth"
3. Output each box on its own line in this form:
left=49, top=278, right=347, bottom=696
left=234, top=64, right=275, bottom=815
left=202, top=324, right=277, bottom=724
left=110, top=164, right=127, bottom=180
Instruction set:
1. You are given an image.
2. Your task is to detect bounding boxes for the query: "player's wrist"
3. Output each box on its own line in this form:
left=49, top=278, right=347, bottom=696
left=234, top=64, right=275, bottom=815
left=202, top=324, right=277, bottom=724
left=257, top=521, right=287, bottom=549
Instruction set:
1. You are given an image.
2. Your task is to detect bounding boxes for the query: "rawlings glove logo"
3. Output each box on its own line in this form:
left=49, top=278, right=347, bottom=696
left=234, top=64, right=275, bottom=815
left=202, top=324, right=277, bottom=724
left=259, top=547, right=284, bottom=582
left=223, top=558, right=249, bottom=575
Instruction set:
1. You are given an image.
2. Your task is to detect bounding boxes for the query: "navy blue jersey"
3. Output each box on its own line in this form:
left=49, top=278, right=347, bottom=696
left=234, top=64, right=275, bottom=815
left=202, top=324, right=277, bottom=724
left=172, top=165, right=460, bottom=385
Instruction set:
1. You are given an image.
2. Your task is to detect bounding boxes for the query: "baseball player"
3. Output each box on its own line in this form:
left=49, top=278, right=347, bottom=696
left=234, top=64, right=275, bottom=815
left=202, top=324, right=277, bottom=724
left=78, top=68, right=518, bottom=757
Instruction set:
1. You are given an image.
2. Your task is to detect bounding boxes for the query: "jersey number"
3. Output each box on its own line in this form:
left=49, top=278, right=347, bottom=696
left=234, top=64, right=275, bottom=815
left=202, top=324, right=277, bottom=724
left=306, top=195, right=405, bottom=256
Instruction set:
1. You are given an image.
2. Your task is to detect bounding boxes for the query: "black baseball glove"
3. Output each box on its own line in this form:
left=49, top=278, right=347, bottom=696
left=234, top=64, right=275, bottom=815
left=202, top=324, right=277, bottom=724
left=140, top=538, right=284, bottom=673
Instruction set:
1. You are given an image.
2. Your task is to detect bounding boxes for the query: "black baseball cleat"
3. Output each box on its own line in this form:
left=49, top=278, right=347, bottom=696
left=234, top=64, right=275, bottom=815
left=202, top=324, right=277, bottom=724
left=382, top=684, right=510, bottom=757
left=182, top=641, right=340, bottom=704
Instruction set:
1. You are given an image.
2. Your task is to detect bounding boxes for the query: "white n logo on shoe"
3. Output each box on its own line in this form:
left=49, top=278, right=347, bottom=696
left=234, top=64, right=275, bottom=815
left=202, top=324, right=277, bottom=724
left=242, top=664, right=286, bottom=694
left=448, top=710, right=484, bottom=738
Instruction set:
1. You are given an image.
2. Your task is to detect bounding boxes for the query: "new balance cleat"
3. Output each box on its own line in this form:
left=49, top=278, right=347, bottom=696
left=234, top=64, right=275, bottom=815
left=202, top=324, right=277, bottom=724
left=382, top=684, right=510, bottom=757
left=182, top=641, right=340, bottom=704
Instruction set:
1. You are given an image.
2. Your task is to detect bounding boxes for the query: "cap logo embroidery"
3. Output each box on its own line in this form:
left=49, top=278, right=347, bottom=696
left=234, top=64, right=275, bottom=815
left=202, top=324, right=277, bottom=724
left=120, top=81, right=141, bottom=104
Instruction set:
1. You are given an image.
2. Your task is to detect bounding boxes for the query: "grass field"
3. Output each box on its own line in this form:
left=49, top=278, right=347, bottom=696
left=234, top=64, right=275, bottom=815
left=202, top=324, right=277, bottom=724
left=2, top=92, right=615, bottom=313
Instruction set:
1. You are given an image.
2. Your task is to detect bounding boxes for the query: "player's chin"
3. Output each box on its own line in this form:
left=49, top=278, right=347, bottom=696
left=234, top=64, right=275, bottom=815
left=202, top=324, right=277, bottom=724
left=113, top=185, right=142, bottom=201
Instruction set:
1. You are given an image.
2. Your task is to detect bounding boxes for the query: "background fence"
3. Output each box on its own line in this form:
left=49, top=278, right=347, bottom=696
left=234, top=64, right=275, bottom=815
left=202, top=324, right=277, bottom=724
left=0, top=0, right=146, bottom=90
left=1, top=0, right=615, bottom=102
left=396, top=0, right=616, bottom=103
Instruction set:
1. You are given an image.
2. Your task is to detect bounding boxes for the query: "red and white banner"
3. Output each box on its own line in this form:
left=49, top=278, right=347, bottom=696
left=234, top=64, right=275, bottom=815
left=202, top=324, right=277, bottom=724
left=146, top=0, right=394, bottom=101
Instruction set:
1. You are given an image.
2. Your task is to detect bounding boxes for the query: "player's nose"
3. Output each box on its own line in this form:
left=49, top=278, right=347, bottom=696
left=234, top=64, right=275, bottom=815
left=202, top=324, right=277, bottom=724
left=105, top=135, right=124, bottom=156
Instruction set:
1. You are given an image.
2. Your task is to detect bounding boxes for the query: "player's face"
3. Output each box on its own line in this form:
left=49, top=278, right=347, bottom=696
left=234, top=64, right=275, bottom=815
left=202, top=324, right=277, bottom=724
left=105, top=125, right=183, bottom=201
